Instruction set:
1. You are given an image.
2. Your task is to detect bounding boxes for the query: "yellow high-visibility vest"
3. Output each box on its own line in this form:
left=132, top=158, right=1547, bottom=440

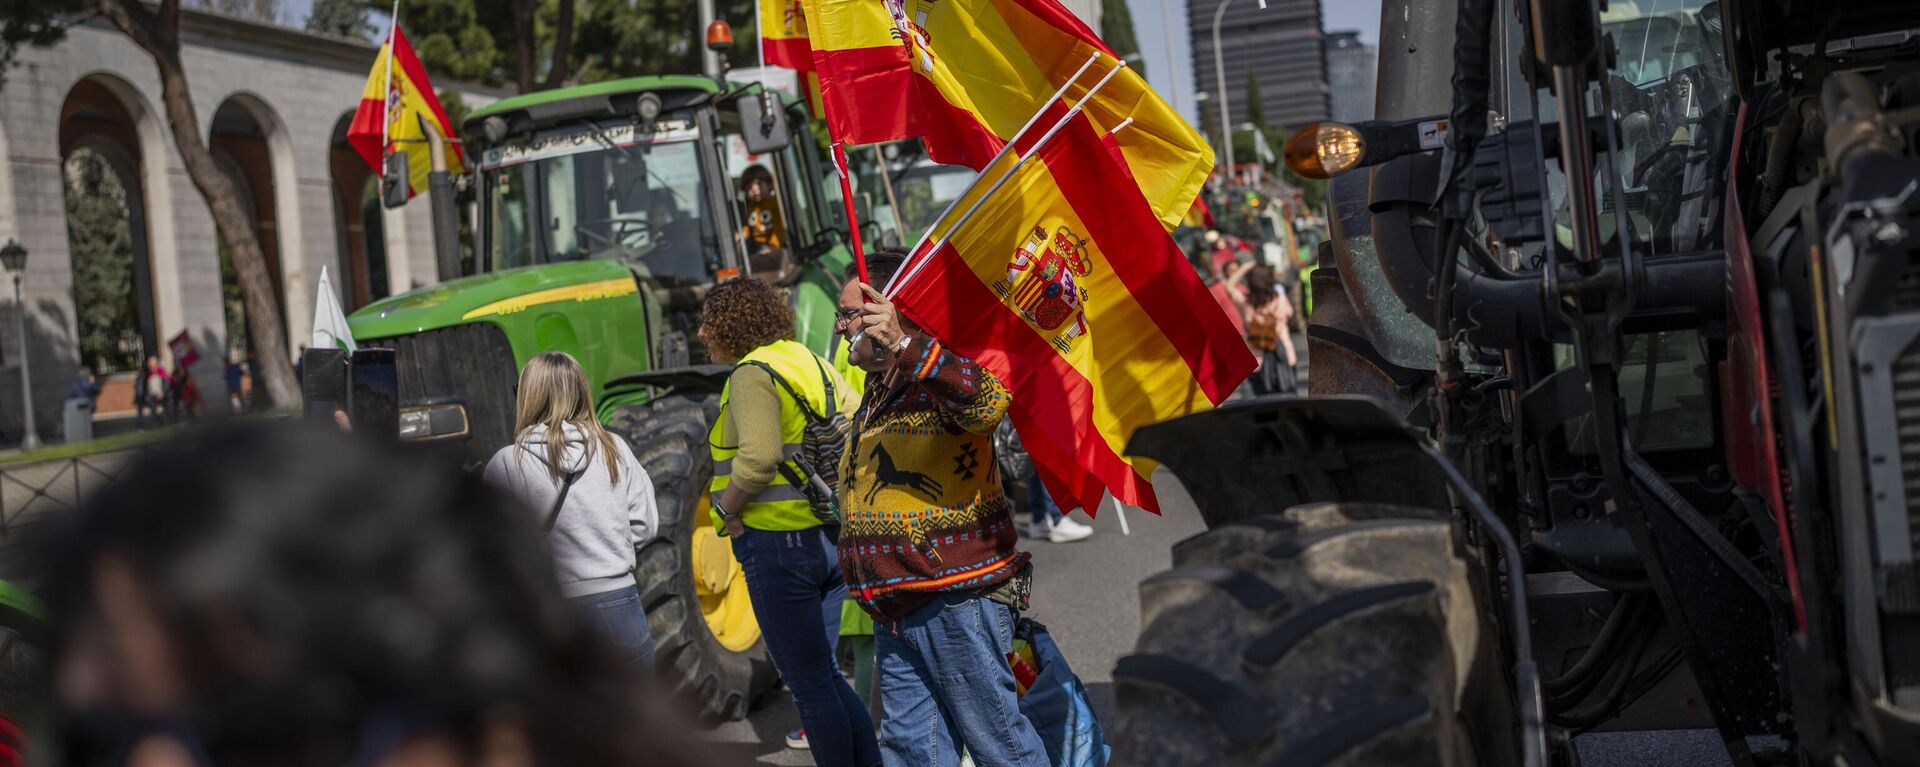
left=709, top=338, right=841, bottom=532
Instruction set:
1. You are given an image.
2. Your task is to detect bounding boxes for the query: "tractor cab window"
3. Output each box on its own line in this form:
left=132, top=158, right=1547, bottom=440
left=479, top=117, right=716, bottom=287
left=1519, top=0, right=1733, bottom=262
left=716, top=102, right=820, bottom=282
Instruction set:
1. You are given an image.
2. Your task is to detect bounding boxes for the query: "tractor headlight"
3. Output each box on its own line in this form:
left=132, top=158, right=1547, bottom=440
left=398, top=402, right=470, bottom=441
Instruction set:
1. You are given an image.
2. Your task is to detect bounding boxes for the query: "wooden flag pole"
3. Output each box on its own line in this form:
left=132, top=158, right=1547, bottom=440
left=885, top=59, right=1129, bottom=298
left=832, top=143, right=869, bottom=283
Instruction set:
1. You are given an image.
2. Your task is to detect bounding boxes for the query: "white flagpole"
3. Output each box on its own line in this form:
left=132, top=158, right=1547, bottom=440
left=884, top=59, right=1130, bottom=298
left=884, top=51, right=1102, bottom=293
left=379, top=0, right=400, bottom=156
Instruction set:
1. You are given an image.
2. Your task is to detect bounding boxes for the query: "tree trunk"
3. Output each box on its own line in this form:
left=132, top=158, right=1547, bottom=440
left=512, top=0, right=536, bottom=93
left=542, top=0, right=575, bottom=90
left=103, top=0, right=300, bottom=408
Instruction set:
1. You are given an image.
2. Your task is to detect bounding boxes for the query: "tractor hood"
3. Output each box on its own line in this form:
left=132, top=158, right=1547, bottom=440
left=349, top=259, right=638, bottom=340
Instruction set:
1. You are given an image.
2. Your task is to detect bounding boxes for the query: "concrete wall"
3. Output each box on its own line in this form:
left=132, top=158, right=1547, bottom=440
left=0, top=11, right=498, bottom=443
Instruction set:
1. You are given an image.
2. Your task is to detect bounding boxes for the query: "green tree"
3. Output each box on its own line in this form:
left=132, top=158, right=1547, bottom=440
left=4, top=0, right=302, bottom=405
left=401, top=0, right=758, bottom=92
left=65, top=149, right=142, bottom=374
left=305, top=0, right=374, bottom=39
left=1100, top=0, right=1142, bottom=76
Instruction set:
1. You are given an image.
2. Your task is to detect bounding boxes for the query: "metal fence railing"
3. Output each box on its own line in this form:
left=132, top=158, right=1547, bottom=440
left=0, top=450, right=137, bottom=550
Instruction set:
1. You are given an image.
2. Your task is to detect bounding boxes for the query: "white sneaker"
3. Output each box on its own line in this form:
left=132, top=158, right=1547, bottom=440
left=1025, top=519, right=1055, bottom=540
left=1047, top=514, right=1094, bottom=543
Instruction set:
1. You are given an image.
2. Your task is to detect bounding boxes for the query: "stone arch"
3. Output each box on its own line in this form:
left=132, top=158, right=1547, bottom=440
left=208, top=94, right=294, bottom=374
left=59, top=74, right=165, bottom=398
left=327, top=111, right=389, bottom=310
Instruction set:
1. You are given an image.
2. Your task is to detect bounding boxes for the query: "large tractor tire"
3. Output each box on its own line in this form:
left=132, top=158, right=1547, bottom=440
left=1111, top=502, right=1515, bottom=766
left=607, top=394, right=778, bottom=722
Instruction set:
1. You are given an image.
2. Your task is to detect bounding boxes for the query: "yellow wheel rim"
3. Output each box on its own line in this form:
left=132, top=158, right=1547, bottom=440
left=691, top=492, right=761, bottom=652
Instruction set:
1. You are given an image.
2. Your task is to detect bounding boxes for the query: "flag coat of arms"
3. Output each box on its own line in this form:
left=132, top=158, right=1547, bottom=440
left=806, top=0, right=1212, bottom=231
left=892, top=112, right=1255, bottom=514
left=346, top=27, right=466, bottom=200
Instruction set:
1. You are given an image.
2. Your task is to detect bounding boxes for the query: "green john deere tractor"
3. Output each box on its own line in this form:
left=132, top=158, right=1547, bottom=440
left=345, top=76, right=868, bottom=720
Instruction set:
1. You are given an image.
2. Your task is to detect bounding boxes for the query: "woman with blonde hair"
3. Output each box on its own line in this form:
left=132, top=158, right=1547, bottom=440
left=485, top=351, right=660, bottom=671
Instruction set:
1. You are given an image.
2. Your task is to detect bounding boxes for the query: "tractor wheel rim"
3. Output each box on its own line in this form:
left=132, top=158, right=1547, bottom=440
left=690, top=492, right=761, bottom=652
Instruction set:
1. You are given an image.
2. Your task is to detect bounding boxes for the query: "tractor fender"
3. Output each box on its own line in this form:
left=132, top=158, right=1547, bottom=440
left=1124, top=396, right=1449, bottom=530
left=605, top=364, right=734, bottom=398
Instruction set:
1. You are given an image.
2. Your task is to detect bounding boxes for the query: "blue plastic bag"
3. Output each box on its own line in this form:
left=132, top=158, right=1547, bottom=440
left=1015, top=618, right=1110, bottom=767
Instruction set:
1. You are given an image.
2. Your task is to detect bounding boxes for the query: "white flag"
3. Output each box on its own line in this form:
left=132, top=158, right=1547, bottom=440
left=312, top=266, right=358, bottom=352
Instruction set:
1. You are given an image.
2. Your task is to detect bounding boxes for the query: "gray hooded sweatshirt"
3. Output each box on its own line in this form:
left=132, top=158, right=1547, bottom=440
left=484, top=423, right=658, bottom=598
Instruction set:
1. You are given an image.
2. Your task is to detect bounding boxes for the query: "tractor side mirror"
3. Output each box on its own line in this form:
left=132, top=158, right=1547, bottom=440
left=737, top=93, right=792, bottom=154
left=382, top=151, right=410, bottom=208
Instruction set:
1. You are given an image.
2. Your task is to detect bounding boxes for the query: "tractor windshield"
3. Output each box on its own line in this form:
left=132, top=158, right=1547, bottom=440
left=480, top=118, right=717, bottom=286
left=1525, top=0, right=1733, bottom=260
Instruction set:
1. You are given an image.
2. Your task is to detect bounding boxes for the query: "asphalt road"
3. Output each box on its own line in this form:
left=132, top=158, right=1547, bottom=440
left=701, top=493, right=1734, bottom=767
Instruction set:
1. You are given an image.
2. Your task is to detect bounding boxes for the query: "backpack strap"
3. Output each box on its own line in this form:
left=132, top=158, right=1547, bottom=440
left=739, top=360, right=827, bottom=424
left=542, top=466, right=586, bottom=534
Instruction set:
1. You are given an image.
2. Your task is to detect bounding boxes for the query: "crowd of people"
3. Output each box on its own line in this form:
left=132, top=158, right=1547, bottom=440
left=1190, top=228, right=1303, bottom=398
left=28, top=250, right=1099, bottom=767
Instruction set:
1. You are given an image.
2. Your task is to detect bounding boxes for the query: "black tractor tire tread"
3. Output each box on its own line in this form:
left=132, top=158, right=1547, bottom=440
left=607, top=395, right=777, bottom=722
left=1113, top=502, right=1511, bottom=767
left=1277, top=694, right=1435, bottom=767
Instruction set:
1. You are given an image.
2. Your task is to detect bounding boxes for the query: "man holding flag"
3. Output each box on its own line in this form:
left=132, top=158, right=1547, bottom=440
left=835, top=250, right=1049, bottom=767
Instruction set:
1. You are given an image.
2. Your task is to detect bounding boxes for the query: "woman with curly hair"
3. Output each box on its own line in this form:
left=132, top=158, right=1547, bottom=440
left=698, top=278, right=877, bottom=767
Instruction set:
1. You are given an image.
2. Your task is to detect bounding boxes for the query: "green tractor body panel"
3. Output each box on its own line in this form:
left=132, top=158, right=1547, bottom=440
left=349, top=258, right=656, bottom=404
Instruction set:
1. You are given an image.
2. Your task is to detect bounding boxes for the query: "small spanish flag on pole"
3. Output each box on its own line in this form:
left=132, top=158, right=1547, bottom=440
left=346, top=21, right=464, bottom=201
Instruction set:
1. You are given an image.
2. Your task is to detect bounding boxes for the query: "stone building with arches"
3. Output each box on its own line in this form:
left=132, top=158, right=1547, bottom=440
left=0, top=9, right=500, bottom=441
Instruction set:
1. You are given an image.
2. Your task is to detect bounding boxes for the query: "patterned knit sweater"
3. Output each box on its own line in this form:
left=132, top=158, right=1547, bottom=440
left=837, top=332, right=1028, bottom=621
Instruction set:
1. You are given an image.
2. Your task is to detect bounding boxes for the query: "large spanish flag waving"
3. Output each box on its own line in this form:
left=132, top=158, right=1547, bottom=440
left=346, top=27, right=465, bottom=200
left=808, top=0, right=1210, bottom=232
left=893, top=112, right=1255, bottom=514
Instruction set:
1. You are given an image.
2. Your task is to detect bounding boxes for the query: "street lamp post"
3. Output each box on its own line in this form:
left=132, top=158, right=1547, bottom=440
left=1, top=240, right=38, bottom=452
left=1211, top=0, right=1236, bottom=176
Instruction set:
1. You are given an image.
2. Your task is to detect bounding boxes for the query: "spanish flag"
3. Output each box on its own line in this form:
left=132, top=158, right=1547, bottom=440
left=761, top=0, right=814, bottom=71
left=807, top=0, right=1210, bottom=232
left=761, top=0, right=827, bottom=117
left=346, top=27, right=465, bottom=200
left=893, top=111, right=1255, bottom=514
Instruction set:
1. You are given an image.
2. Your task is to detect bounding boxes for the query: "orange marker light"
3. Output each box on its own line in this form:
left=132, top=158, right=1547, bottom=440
left=706, top=20, right=734, bottom=52
left=1283, top=122, right=1365, bottom=180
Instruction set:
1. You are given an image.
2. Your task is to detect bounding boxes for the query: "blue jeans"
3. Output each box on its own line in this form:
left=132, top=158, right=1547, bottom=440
left=733, top=526, right=880, bottom=767
left=569, top=584, right=656, bottom=673
left=876, top=594, right=1048, bottom=767
left=1028, top=479, right=1064, bottom=526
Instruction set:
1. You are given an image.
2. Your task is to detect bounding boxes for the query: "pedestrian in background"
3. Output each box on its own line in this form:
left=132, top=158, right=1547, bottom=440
left=224, top=351, right=247, bottom=412
left=36, top=423, right=713, bottom=767
left=486, top=351, right=660, bottom=673
left=135, top=355, right=169, bottom=428
left=837, top=251, right=1048, bottom=767
left=168, top=359, right=200, bottom=421
left=67, top=366, right=101, bottom=406
left=994, top=420, right=1092, bottom=543
left=700, top=278, right=877, bottom=767
left=1243, top=263, right=1299, bottom=396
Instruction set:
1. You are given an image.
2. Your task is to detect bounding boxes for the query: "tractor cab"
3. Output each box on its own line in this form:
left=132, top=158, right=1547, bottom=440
left=466, top=77, right=855, bottom=363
